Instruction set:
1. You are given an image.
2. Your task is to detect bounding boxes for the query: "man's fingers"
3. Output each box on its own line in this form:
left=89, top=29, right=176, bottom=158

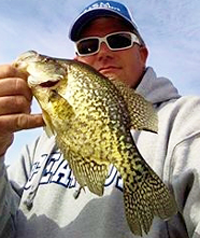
left=0, top=77, right=32, bottom=101
left=0, top=64, right=37, bottom=156
left=16, top=113, right=44, bottom=131
left=15, top=113, right=44, bottom=131
left=0, top=64, right=27, bottom=80
left=0, top=114, right=44, bottom=133
left=0, top=96, right=31, bottom=115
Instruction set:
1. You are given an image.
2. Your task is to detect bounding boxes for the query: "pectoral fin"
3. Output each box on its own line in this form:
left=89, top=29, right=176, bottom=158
left=49, top=89, right=75, bottom=122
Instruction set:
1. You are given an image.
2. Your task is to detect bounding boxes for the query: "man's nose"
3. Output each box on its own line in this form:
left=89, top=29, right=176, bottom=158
left=99, top=41, right=110, bottom=52
left=97, top=42, right=113, bottom=59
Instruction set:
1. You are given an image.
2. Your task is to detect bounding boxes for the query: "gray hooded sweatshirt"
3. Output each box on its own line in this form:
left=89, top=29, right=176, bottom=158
left=1, top=67, right=200, bottom=238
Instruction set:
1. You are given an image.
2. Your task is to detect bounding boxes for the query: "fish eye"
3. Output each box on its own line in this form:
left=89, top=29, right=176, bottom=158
left=42, top=57, right=56, bottom=64
left=42, top=57, right=51, bottom=62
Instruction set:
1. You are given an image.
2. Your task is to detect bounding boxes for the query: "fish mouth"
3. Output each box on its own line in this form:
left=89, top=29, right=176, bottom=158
left=39, top=80, right=59, bottom=88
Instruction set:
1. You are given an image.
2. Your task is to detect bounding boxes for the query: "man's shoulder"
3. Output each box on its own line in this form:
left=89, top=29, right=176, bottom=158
left=158, top=95, right=200, bottom=141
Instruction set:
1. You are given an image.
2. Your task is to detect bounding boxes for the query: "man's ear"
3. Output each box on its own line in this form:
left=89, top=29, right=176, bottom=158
left=139, top=46, right=148, bottom=64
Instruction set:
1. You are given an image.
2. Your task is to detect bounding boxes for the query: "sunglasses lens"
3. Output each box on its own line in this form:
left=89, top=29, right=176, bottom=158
left=76, top=32, right=136, bottom=56
left=77, top=39, right=99, bottom=55
left=108, top=33, right=132, bottom=49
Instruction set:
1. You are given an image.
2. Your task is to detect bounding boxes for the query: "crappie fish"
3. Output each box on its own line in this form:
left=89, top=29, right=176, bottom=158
left=13, top=51, right=177, bottom=236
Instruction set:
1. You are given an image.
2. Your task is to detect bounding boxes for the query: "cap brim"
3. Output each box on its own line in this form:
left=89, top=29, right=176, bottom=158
left=69, top=9, right=136, bottom=41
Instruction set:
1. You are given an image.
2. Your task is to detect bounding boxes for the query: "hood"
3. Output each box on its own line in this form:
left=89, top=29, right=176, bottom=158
left=136, top=67, right=181, bottom=104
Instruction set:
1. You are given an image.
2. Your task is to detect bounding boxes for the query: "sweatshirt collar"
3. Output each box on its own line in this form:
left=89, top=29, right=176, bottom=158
left=136, top=67, right=181, bottom=104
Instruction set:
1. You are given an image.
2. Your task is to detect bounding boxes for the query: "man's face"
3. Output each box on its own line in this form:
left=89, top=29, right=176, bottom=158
left=75, top=17, right=148, bottom=88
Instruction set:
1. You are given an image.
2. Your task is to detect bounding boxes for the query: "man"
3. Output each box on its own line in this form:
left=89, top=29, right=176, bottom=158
left=0, top=1, right=200, bottom=237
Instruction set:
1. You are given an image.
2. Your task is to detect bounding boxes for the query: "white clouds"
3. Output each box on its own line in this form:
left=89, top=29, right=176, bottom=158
left=127, top=0, right=200, bottom=95
left=0, top=0, right=76, bottom=61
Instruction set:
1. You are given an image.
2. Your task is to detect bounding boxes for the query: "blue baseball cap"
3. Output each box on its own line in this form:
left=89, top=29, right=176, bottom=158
left=69, top=1, right=143, bottom=43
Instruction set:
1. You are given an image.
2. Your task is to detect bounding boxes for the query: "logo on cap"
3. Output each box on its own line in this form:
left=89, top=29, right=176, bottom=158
left=82, top=2, right=121, bottom=14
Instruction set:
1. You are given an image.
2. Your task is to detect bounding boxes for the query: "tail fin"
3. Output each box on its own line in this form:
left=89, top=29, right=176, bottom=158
left=123, top=163, right=177, bottom=236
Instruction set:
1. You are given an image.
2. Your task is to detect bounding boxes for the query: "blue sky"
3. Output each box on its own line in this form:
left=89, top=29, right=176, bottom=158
left=1, top=0, right=200, bottom=164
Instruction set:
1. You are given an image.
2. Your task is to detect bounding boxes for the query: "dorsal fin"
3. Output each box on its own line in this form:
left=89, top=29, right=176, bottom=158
left=113, top=80, right=158, bottom=133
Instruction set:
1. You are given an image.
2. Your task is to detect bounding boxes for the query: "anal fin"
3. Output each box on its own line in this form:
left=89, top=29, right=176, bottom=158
left=63, top=148, right=110, bottom=197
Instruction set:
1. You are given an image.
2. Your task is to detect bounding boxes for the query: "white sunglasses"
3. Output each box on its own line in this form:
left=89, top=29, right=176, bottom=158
left=75, top=31, right=140, bottom=56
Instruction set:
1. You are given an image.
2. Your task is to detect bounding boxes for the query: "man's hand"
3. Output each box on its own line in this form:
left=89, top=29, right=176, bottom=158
left=0, top=64, right=44, bottom=156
